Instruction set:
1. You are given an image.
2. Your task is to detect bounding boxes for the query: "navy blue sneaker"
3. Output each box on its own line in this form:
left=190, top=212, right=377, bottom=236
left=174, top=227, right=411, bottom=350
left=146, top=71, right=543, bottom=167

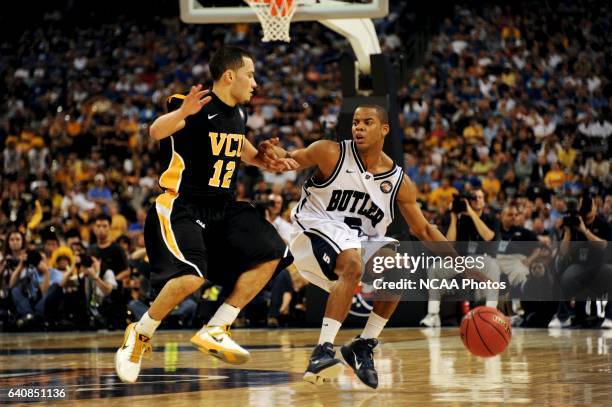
left=303, top=342, right=344, bottom=385
left=340, top=337, right=379, bottom=389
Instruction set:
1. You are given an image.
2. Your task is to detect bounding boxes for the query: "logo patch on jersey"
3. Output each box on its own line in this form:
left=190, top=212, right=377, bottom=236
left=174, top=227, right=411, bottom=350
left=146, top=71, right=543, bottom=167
left=380, top=181, right=393, bottom=194
left=208, top=114, right=218, bottom=120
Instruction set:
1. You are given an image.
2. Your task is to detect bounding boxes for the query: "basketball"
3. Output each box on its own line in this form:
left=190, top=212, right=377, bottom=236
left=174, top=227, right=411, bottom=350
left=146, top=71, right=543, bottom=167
left=460, top=306, right=512, bottom=357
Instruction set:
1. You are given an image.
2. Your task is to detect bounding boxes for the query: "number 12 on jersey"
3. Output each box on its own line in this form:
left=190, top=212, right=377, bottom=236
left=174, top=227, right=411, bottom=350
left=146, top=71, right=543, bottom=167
left=209, top=160, right=236, bottom=188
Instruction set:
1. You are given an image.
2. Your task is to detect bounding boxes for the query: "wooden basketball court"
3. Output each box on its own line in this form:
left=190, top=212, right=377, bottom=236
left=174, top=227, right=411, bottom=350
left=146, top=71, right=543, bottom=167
left=1, top=328, right=611, bottom=405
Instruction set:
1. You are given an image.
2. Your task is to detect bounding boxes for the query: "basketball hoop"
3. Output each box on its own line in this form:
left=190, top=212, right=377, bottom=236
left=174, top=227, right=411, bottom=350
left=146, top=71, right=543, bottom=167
left=243, top=0, right=297, bottom=42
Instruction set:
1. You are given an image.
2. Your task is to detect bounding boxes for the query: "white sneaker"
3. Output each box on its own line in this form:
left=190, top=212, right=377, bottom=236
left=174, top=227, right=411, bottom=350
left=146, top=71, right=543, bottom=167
left=548, top=315, right=571, bottom=328
left=420, top=327, right=441, bottom=338
left=601, top=318, right=612, bottom=329
left=115, top=323, right=152, bottom=383
left=190, top=325, right=250, bottom=364
left=419, top=313, right=441, bottom=327
left=510, top=314, right=524, bottom=327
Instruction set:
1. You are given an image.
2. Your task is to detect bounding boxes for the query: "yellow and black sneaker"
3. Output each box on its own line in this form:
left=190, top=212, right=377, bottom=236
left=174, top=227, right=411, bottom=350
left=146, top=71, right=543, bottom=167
left=115, top=323, right=152, bottom=383
left=190, top=325, right=250, bottom=365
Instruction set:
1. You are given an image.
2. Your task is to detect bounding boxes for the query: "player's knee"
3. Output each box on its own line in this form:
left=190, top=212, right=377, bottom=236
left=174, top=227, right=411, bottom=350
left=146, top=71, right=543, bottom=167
left=190, top=275, right=206, bottom=290
left=338, top=267, right=361, bottom=284
left=484, top=266, right=501, bottom=280
left=174, top=275, right=205, bottom=295
left=336, top=257, right=362, bottom=283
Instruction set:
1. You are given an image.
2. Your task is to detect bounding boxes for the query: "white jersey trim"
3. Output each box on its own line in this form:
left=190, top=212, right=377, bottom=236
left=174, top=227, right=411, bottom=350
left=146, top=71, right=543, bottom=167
left=309, top=141, right=346, bottom=188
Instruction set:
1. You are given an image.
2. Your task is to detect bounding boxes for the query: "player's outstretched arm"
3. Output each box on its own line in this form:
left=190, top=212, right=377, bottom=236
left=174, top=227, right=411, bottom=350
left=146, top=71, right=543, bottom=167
left=396, top=174, right=489, bottom=282
left=257, top=139, right=340, bottom=172
left=396, top=174, right=453, bottom=246
left=241, top=137, right=299, bottom=171
left=149, top=85, right=211, bottom=141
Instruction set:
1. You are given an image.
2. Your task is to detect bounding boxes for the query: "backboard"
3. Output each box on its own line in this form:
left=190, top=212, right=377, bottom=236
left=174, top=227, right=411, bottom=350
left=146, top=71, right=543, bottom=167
left=179, top=0, right=388, bottom=24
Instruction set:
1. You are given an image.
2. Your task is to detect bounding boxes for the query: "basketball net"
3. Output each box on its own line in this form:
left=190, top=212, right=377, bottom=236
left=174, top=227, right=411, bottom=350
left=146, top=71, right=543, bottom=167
left=243, top=0, right=297, bottom=42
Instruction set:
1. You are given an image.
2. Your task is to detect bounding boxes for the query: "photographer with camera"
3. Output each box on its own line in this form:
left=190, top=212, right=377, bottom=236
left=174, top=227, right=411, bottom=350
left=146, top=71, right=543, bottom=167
left=497, top=204, right=542, bottom=286
left=1, top=231, right=27, bottom=328
left=549, top=195, right=612, bottom=328
left=420, top=188, right=500, bottom=327
left=78, top=248, right=119, bottom=329
left=46, top=243, right=96, bottom=328
left=8, top=245, right=62, bottom=329
left=25, top=245, right=96, bottom=329
left=497, top=204, right=557, bottom=326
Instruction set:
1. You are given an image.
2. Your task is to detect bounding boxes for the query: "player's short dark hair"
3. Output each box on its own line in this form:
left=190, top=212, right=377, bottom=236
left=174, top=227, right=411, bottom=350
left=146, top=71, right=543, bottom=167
left=94, top=213, right=112, bottom=224
left=210, top=46, right=254, bottom=82
left=357, top=104, right=389, bottom=124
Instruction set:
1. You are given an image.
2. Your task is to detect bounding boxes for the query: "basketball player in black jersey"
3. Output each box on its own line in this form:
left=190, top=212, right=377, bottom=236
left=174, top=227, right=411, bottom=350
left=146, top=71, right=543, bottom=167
left=116, top=46, right=297, bottom=383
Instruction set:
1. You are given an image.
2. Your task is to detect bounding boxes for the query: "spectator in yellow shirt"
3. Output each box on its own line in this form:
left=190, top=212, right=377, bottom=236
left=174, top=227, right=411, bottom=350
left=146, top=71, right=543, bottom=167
left=556, top=139, right=577, bottom=169
left=501, top=68, right=517, bottom=87
left=428, top=177, right=458, bottom=211
left=482, top=170, right=501, bottom=204
left=463, top=118, right=484, bottom=144
left=544, top=162, right=566, bottom=190
left=472, top=154, right=495, bottom=177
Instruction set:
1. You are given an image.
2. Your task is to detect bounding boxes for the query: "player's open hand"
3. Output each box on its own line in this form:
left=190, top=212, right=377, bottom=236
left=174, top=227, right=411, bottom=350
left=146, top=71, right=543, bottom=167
left=257, top=137, right=280, bottom=161
left=258, top=138, right=299, bottom=172
left=180, top=84, right=211, bottom=116
left=263, top=157, right=300, bottom=172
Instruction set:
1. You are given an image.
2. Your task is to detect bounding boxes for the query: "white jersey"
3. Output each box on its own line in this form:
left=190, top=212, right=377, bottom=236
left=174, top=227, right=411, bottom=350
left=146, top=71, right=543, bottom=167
left=291, top=140, right=403, bottom=239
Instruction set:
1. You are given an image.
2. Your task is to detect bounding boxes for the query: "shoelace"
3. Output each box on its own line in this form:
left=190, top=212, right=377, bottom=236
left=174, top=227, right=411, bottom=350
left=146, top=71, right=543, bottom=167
left=130, top=334, right=152, bottom=363
left=323, top=345, right=335, bottom=358
left=312, top=344, right=335, bottom=361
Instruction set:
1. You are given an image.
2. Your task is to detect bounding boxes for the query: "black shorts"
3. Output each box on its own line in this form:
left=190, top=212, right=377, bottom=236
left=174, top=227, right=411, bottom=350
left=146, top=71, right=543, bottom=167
left=144, top=192, right=289, bottom=288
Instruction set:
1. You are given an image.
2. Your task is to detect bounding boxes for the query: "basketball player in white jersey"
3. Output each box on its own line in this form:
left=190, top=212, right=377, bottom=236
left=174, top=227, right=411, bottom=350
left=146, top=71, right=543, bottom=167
left=261, top=104, right=476, bottom=388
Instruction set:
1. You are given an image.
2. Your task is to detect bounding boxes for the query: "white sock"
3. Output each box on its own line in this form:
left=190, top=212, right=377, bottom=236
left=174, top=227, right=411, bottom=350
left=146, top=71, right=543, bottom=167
left=361, top=312, right=388, bottom=340
left=511, top=299, right=521, bottom=313
left=427, top=300, right=440, bottom=314
left=318, top=317, right=342, bottom=345
left=486, top=300, right=498, bottom=308
left=135, top=311, right=161, bottom=338
left=207, top=303, right=240, bottom=327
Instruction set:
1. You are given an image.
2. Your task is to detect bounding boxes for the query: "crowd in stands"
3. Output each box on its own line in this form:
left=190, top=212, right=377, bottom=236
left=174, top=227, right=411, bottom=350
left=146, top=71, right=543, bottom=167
left=0, top=0, right=610, bottom=331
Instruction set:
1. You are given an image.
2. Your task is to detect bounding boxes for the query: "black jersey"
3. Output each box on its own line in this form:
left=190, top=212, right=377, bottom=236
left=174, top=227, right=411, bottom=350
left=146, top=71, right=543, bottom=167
left=568, top=215, right=611, bottom=265
left=158, top=92, right=248, bottom=200
left=498, top=226, right=538, bottom=256
left=454, top=213, right=499, bottom=256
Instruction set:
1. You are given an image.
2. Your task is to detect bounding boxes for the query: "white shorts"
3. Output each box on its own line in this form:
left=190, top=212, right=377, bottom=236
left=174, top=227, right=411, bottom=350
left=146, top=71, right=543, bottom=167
left=497, top=254, right=529, bottom=286
left=289, top=217, right=397, bottom=292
